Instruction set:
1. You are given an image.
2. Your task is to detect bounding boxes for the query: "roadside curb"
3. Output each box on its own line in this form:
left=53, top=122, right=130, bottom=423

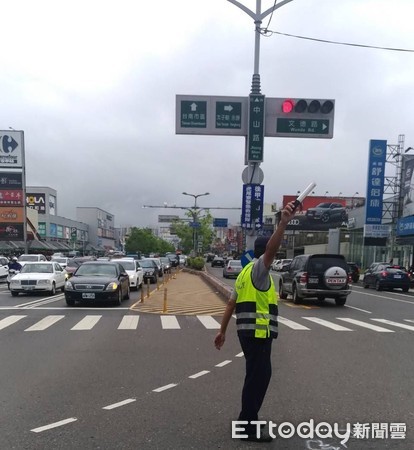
left=183, top=267, right=232, bottom=301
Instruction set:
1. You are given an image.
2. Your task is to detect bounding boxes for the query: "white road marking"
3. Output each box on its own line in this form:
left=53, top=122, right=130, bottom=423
left=235, top=352, right=244, bottom=357
left=0, top=315, right=26, bottom=330
left=161, top=315, right=180, bottom=329
left=405, top=319, right=414, bottom=323
left=153, top=383, right=178, bottom=393
left=189, top=370, right=210, bottom=379
left=103, top=398, right=136, bottom=410
left=303, top=317, right=353, bottom=331
left=15, top=295, right=64, bottom=308
left=25, top=315, right=65, bottom=331
left=118, top=316, right=139, bottom=330
left=371, top=318, right=414, bottom=331
left=197, top=315, right=220, bottom=329
left=345, top=305, right=372, bottom=313
left=215, top=360, right=232, bottom=367
left=278, top=316, right=310, bottom=330
left=31, top=417, right=77, bottom=433
left=352, top=288, right=414, bottom=305
left=337, top=318, right=394, bottom=332
left=71, top=315, right=102, bottom=330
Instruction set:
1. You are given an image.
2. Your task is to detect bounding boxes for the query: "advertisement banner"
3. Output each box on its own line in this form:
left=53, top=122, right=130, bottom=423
left=27, top=193, right=46, bottom=214
left=282, top=195, right=365, bottom=231
left=0, top=222, right=24, bottom=240
left=402, top=154, right=414, bottom=218
left=0, top=131, right=24, bottom=168
left=0, top=189, right=24, bottom=206
left=0, top=206, right=24, bottom=223
left=365, top=139, right=387, bottom=224
left=0, top=171, right=23, bottom=189
left=49, top=195, right=56, bottom=215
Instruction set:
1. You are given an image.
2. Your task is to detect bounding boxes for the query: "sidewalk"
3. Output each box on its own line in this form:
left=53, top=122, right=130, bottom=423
left=130, top=269, right=231, bottom=315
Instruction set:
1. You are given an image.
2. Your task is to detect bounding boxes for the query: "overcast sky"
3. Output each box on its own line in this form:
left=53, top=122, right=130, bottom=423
left=1, top=0, right=413, bottom=228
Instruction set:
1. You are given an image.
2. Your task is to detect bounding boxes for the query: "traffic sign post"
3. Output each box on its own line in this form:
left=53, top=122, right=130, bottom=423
left=241, top=184, right=264, bottom=230
left=247, top=95, right=265, bottom=162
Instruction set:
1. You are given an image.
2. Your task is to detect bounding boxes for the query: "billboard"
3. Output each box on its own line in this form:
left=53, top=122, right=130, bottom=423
left=402, top=154, right=414, bottom=218
left=282, top=195, right=365, bottom=231
left=27, top=193, right=46, bottom=214
left=0, top=190, right=24, bottom=206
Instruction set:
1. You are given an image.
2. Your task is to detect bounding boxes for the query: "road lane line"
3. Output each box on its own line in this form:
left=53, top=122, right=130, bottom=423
left=0, top=315, right=26, bottom=330
left=118, top=316, right=139, bottom=330
left=15, top=295, right=64, bottom=308
left=153, top=383, right=178, bottom=393
left=25, top=315, right=65, bottom=331
left=337, top=318, right=394, bottom=332
left=345, top=305, right=372, bottom=313
left=278, top=316, right=310, bottom=330
left=103, top=399, right=136, bottom=410
left=215, top=360, right=232, bottom=367
left=189, top=370, right=210, bottom=379
left=351, top=289, right=414, bottom=305
left=31, top=417, right=77, bottom=433
left=303, top=317, right=353, bottom=331
left=235, top=352, right=244, bottom=357
left=71, top=315, right=102, bottom=330
left=197, top=315, right=220, bottom=329
left=405, top=319, right=414, bottom=323
left=160, top=315, right=180, bottom=329
left=371, top=319, right=414, bottom=331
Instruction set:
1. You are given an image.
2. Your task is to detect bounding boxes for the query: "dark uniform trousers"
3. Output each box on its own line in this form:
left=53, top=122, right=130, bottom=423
left=237, top=334, right=273, bottom=429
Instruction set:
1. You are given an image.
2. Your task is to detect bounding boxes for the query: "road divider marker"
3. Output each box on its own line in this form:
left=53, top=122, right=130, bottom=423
left=189, top=370, right=210, bottom=379
left=31, top=417, right=77, bottom=433
left=103, top=399, right=136, bottom=410
left=215, top=360, right=232, bottom=367
left=153, top=383, right=178, bottom=393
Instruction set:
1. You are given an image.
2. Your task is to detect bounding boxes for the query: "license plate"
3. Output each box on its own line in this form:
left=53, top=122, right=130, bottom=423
left=23, top=286, right=34, bottom=290
left=82, top=293, right=95, bottom=299
left=394, top=275, right=402, bottom=279
left=309, top=277, right=318, bottom=283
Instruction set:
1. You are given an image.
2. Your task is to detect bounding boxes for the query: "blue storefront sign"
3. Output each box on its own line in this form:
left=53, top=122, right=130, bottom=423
left=396, top=216, right=414, bottom=236
left=241, top=184, right=264, bottom=230
left=213, top=218, right=228, bottom=228
left=365, top=139, right=387, bottom=224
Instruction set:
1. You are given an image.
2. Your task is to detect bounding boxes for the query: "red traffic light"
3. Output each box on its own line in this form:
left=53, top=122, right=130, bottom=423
left=282, top=99, right=295, bottom=113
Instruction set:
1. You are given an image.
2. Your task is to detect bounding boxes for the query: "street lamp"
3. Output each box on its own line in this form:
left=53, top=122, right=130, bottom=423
left=182, top=192, right=210, bottom=255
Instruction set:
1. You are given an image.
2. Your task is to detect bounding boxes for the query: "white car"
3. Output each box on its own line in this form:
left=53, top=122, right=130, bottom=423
left=51, top=256, right=71, bottom=269
left=10, top=261, right=67, bottom=297
left=17, top=254, right=47, bottom=267
left=0, top=256, right=9, bottom=281
left=274, top=259, right=292, bottom=271
left=118, top=259, right=143, bottom=291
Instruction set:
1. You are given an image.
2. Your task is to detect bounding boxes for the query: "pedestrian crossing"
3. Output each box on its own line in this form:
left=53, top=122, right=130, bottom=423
left=0, top=313, right=414, bottom=334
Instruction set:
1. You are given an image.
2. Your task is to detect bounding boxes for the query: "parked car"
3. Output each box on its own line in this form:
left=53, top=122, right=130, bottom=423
left=347, top=262, right=360, bottom=283
left=271, top=259, right=280, bottom=271
left=65, top=256, right=96, bottom=278
left=223, top=259, right=242, bottom=278
left=118, top=258, right=143, bottom=291
left=305, top=203, right=348, bottom=223
left=278, top=254, right=352, bottom=306
left=17, top=254, right=47, bottom=267
left=64, top=261, right=130, bottom=306
left=211, top=256, right=225, bottom=268
left=143, top=258, right=163, bottom=277
left=51, top=256, right=71, bottom=269
left=139, top=259, right=159, bottom=284
left=0, top=255, right=9, bottom=282
left=166, top=253, right=179, bottom=268
left=363, top=263, right=410, bottom=292
left=9, top=261, right=67, bottom=296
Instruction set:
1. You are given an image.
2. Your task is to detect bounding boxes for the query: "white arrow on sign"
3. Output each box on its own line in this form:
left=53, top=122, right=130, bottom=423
left=190, top=102, right=198, bottom=111
left=223, top=105, right=233, bottom=112
left=322, top=123, right=327, bottom=131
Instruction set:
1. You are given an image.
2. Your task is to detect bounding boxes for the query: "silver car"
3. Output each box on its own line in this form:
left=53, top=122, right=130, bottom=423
left=223, top=260, right=242, bottom=279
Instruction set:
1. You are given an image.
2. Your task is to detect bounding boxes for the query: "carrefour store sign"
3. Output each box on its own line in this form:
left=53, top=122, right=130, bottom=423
left=396, top=216, right=414, bottom=236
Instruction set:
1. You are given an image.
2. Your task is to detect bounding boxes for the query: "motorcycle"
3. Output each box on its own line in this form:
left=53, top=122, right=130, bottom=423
left=7, top=269, right=20, bottom=290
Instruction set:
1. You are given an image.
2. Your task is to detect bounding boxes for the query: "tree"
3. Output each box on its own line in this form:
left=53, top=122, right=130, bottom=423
left=125, top=228, right=175, bottom=255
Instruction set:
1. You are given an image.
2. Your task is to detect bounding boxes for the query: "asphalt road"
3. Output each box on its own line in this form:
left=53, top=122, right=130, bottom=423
left=0, top=267, right=413, bottom=450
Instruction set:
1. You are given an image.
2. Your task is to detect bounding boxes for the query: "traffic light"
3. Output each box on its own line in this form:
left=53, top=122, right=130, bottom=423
left=280, top=98, right=334, bottom=115
left=266, top=97, right=335, bottom=139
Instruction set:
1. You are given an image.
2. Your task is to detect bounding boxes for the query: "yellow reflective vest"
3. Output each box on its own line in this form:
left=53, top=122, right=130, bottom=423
left=235, top=261, right=278, bottom=338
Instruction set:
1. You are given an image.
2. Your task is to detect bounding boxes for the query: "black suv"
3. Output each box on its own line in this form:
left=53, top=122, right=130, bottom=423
left=278, top=254, right=351, bottom=306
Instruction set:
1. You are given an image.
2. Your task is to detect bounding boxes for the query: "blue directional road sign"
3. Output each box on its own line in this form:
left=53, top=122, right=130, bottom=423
left=213, top=218, right=228, bottom=228
left=241, top=250, right=255, bottom=268
left=241, top=184, right=264, bottom=230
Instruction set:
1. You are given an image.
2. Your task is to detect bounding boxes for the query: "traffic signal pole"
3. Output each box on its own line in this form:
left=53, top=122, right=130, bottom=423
left=228, top=0, right=294, bottom=251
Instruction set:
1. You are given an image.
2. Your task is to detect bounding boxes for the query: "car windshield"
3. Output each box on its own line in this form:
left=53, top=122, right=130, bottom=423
left=52, top=258, right=67, bottom=264
left=75, top=264, right=118, bottom=277
left=140, top=260, right=155, bottom=268
left=18, top=255, right=39, bottom=262
left=67, top=260, right=81, bottom=268
left=160, top=258, right=170, bottom=264
left=315, top=203, right=330, bottom=208
left=21, top=264, right=53, bottom=273
left=119, top=261, right=135, bottom=270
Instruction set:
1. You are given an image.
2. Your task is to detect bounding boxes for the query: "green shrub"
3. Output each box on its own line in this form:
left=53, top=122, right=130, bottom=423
left=188, top=257, right=205, bottom=270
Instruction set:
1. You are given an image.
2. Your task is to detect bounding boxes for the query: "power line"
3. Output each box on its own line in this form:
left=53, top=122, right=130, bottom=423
left=259, top=28, right=414, bottom=53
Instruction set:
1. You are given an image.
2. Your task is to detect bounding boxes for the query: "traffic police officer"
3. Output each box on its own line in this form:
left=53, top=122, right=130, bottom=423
left=214, top=201, right=296, bottom=442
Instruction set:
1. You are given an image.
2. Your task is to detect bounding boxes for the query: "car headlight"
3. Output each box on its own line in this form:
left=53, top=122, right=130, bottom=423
left=105, top=282, right=118, bottom=291
left=11, top=279, right=20, bottom=285
left=65, top=281, right=74, bottom=290
left=38, top=279, right=51, bottom=285
left=146, top=270, right=154, bottom=275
